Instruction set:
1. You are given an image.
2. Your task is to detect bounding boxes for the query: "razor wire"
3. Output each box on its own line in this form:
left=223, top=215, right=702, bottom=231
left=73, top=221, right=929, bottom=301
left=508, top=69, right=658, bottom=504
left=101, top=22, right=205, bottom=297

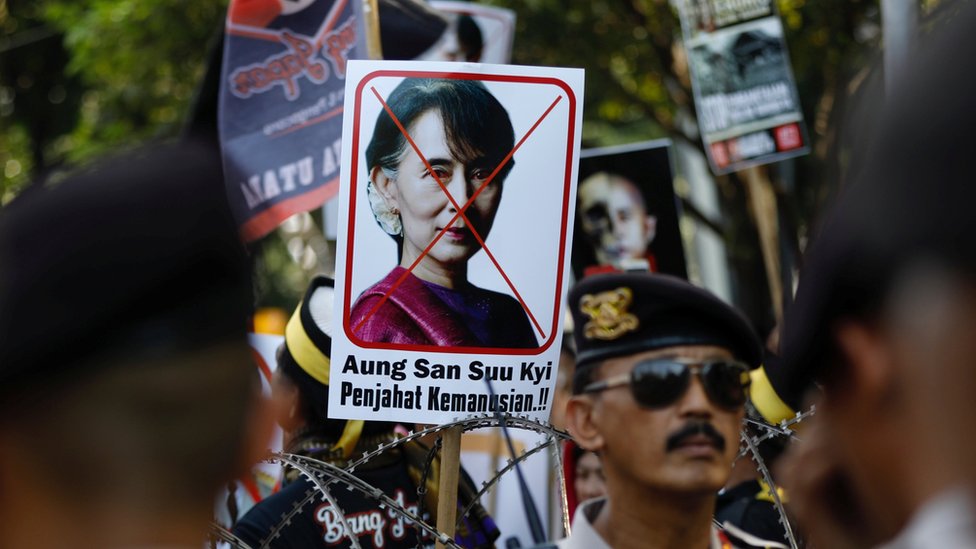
left=215, top=407, right=812, bottom=548
left=214, top=414, right=569, bottom=548
left=730, top=404, right=816, bottom=549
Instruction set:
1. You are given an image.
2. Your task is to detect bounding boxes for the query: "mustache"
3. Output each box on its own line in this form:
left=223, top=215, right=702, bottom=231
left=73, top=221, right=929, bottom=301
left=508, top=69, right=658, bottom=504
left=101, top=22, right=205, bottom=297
left=665, top=420, right=726, bottom=452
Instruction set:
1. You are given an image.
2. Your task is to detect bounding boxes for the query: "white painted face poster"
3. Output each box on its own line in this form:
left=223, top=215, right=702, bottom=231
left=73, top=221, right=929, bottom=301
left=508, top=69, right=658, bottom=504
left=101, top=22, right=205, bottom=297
left=420, top=1, right=516, bottom=64
left=329, top=60, right=584, bottom=424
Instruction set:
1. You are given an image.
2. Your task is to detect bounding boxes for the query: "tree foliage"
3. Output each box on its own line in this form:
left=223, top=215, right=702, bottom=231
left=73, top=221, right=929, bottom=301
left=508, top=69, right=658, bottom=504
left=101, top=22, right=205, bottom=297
left=0, top=0, right=958, bottom=315
left=1, top=0, right=225, bottom=203
left=484, top=0, right=889, bottom=229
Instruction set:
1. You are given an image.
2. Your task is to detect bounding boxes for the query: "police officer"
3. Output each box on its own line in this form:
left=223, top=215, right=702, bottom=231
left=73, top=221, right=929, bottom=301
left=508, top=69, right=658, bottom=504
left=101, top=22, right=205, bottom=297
left=561, top=272, right=780, bottom=549
left=775, top=4, right=976, bottom=547
left=0, top=143, right=269, bottom=549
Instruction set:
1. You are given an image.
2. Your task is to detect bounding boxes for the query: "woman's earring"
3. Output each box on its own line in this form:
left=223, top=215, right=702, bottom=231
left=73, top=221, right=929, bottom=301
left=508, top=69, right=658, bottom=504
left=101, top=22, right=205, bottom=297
left=367, top=179, right=403, bottom=236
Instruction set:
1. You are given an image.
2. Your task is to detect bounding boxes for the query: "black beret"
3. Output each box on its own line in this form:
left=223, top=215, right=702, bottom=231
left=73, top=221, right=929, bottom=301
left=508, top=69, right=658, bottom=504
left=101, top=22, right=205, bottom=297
left=0, top=141, right=253, bottom=398
left=568, top=272, right=762, bottom=372
left=779, top=3, right=976, bottom=409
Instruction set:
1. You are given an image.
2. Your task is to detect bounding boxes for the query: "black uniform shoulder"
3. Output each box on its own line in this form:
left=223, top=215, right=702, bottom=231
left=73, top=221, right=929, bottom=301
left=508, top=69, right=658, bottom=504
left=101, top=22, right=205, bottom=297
left=233, top=478, right=321, bottom=548
left=720, top=521, right=789, bottom=549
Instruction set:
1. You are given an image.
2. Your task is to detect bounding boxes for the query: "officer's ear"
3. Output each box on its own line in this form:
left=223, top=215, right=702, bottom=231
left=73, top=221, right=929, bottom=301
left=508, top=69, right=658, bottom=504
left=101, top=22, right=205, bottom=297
left=832, top=320, right=896, bottom=409
left=565, top=394, right=605, bottom=452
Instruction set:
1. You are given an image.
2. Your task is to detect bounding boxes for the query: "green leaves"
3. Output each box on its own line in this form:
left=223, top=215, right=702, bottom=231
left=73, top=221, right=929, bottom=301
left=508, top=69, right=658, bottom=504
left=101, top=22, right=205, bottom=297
left=32, top=0, right=225, bottom=166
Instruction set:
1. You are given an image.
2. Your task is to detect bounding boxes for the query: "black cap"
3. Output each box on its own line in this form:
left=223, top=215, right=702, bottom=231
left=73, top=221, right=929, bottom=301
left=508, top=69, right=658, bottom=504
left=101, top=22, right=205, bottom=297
left=0, top=141, right=253, bottom=398
left=779, top=3, right=976, bottom=409
left=277, top=276, right=336, bottom=425
left=568, top=272, right=762, bottom=373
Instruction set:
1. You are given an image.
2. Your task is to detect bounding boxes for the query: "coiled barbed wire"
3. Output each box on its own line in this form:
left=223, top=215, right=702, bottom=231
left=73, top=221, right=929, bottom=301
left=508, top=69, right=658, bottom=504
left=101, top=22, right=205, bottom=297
left=214, top=409, right=812, bottom=548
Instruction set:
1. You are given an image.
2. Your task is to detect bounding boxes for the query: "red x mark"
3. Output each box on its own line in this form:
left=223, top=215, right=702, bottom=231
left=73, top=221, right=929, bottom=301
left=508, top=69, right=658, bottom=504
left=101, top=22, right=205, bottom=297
left=353, top=85, right=564, bottom=342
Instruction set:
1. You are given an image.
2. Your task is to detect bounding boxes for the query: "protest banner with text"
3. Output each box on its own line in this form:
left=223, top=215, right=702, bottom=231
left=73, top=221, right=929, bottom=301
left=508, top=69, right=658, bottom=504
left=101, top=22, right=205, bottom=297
left=219, top=0, right=366, bottom=241
left=679, top=0, right=809, bottom=174
left=329, top=60, right=584, bottom=424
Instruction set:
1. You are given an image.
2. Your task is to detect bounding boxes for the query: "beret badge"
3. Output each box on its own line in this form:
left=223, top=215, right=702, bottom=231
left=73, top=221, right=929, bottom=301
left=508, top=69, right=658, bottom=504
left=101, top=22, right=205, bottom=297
left=580, top=287, right=639, bottom=341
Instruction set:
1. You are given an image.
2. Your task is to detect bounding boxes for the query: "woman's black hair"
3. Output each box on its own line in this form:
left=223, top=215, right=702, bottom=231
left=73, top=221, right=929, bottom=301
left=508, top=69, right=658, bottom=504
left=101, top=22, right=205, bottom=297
left=456, top=15, right=484, bottom=61
left=366, top=78, right=515, bottom=183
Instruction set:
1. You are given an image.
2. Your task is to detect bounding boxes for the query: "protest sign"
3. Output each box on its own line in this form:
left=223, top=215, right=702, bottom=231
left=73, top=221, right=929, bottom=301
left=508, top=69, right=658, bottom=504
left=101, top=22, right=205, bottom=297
left=323, top=2, right=516, bottom=239
left=329, top=60, right=584, bottom=424
left=678, top=0, right=809, bottom=174
left=573, top=140, right=687, bottom=280
left=218, top=0, right=367, bottom=241
left=420, top=2, right=516, bottom=64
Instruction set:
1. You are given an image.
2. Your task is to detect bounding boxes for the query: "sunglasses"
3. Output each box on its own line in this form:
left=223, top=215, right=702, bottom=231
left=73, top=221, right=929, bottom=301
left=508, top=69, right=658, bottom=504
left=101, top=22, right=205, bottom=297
left=582, top=358, right=751, bottom=410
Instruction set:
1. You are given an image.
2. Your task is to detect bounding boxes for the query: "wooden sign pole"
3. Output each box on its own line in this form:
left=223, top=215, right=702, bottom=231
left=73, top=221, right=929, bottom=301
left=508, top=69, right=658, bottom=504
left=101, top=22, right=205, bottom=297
left=742, top=165, right=784, bottom=324
left=362, top=0, right=383, bottom=60
left=435, top=425, right=463, bottom=549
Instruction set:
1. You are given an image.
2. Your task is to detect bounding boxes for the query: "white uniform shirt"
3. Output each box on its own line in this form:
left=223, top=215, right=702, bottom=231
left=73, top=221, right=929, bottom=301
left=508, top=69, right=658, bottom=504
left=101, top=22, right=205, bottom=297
left=557, top=497, right=727, bottom=549
left=878, top=488, right=976, bottom=549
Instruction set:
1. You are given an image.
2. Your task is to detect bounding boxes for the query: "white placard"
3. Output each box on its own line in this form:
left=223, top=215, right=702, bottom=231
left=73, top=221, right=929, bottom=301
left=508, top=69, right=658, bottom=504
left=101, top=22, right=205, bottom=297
left=330, top=60, right=584, bottom=424
left=421, top=1, right=517, bottom=64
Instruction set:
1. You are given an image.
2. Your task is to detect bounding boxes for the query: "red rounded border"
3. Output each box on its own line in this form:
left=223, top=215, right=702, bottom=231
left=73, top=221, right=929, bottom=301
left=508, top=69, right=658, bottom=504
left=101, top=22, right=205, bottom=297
left=343, top=69, right=578, bottom=356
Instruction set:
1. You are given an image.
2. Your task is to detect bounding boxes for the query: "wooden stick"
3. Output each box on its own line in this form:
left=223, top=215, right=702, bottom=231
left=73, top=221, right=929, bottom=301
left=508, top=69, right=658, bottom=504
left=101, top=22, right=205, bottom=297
left=487, top=430, right=503, bottom=515
left=742, top=165, right=784, bottom=324
left=362, top=0, right=383, bottom=60
left=435, top=426, right=463, bottom=549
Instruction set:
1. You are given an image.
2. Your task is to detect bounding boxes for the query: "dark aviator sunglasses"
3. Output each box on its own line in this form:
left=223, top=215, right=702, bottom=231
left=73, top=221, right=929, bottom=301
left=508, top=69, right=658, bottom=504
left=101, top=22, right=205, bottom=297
left=582, top=357, right=751, bottom=410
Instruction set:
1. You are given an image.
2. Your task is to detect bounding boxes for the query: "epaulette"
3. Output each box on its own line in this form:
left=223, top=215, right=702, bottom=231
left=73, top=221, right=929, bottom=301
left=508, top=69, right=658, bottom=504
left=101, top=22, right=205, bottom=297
left=719, top=521, right=789, bottom=549
left=754, top=478, right=788, bottom=505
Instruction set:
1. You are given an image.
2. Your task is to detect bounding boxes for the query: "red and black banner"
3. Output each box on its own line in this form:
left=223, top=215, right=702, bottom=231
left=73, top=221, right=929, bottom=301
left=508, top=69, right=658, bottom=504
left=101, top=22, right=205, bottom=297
left=219, top=0, right=367, bottom=241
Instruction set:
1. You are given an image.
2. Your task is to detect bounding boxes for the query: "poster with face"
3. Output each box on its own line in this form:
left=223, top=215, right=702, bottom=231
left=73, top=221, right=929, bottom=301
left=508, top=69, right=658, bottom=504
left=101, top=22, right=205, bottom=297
left=323, top=2, right=517, bottom=240
left=572, top=140, right=687, bottom=280
left=329, top=60, right=584, bottom=424
left=419, top=1, right=516, bottom=64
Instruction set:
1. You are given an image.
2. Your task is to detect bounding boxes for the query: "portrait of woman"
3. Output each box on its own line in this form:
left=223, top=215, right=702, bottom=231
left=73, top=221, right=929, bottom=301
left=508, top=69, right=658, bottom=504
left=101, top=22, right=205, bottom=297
left=350, top=77, right=538, bottom=349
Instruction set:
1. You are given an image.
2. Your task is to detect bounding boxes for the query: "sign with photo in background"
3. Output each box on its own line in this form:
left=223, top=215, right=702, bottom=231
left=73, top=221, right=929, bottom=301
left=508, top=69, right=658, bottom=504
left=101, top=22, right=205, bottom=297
left=420, top=1, right=516, bottom=64
left=574, top=140, right=687, bottom=280
left=678, top=0, right=809, bottom=174
left=322, top=1, right=517, bottom=240
left=329, top=60, right=584, bottom=424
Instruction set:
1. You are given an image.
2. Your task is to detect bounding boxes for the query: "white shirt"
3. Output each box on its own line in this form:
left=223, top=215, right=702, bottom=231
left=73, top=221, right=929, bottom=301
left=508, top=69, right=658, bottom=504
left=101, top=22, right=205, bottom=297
left=878, top=488, right=976, bottom=549
left=557, top=498, right=727, bottom=549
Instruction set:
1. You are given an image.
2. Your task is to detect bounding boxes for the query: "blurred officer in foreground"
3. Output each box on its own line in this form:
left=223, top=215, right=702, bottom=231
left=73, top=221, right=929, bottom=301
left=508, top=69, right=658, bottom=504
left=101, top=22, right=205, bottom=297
left=562, top=273, right=779, bottom=548
left=777, top=4, right=976, bottom=547
left=0, top=143, right=271, bottom=549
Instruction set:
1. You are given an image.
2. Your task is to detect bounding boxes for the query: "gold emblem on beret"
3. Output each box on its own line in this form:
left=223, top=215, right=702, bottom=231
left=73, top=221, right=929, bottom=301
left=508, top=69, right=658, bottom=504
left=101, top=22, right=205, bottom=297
left=580, top=287, right=639, bottom=340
